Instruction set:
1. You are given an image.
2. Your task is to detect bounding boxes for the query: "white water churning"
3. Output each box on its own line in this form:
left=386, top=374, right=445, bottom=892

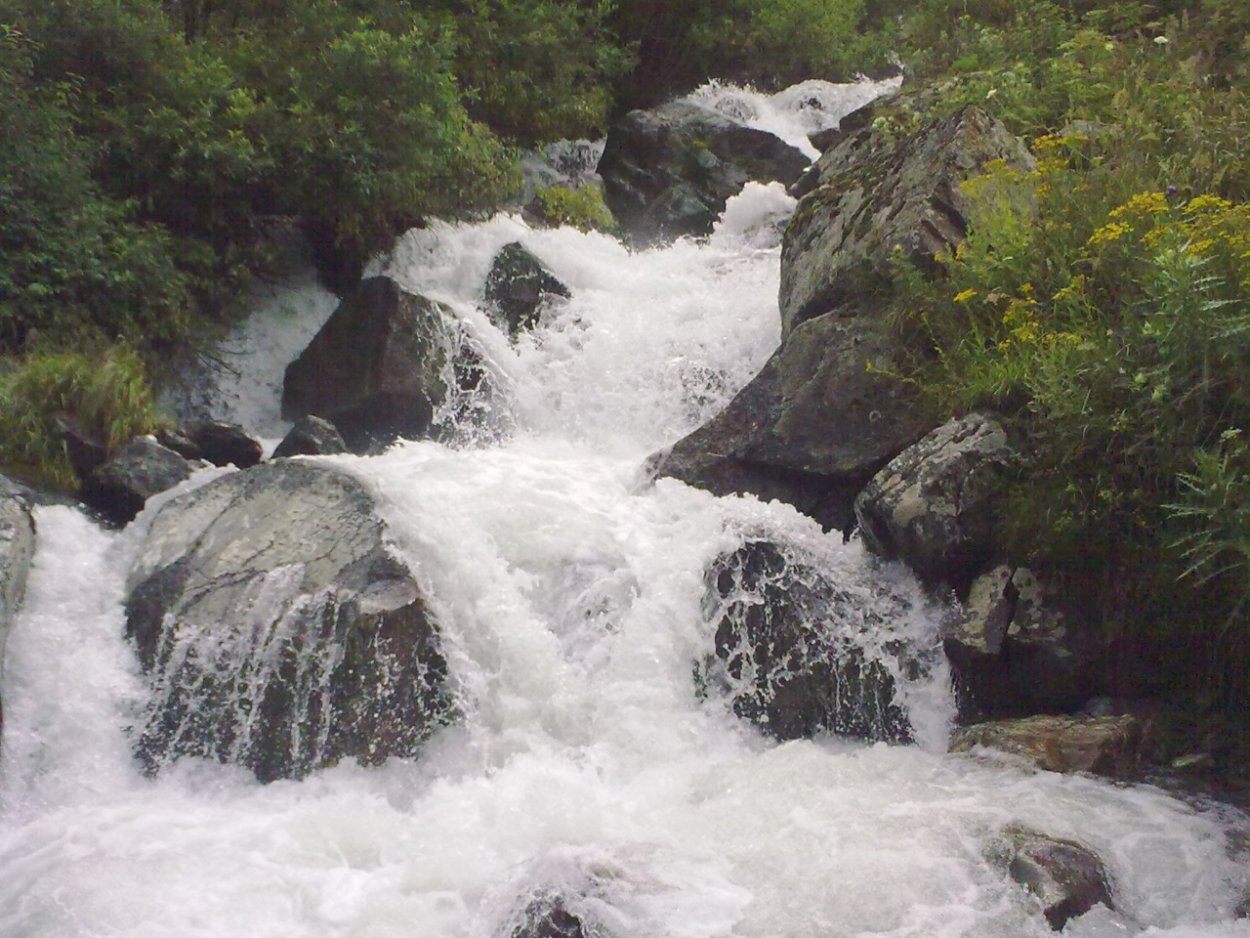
left=1, top=82, right=1248, bottom=938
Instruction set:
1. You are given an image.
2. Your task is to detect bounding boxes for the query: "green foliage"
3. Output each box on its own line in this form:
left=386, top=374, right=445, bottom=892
left=0, top=22, right=192, bottom=353
left=438, top=0, right=627, bottom=146
left=0, top=344, right=159, bottom=487
left=532, top=185, right=616, bottom=232
left=614, top=0, right=892, bottom=106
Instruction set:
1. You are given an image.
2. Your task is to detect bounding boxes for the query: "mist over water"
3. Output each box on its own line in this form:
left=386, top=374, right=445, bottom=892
left=1, top=82, right=1247, bottom=938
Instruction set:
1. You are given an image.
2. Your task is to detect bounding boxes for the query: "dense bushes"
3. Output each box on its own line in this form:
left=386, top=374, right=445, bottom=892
left=885, top=3, right=1250, bottom=696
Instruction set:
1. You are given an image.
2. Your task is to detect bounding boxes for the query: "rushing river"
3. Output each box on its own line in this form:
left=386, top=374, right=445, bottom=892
left=1, top=81, right=1247, bottom=938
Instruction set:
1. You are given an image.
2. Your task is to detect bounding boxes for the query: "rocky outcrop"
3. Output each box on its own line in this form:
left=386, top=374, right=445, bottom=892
left=485, top=242, right=571, bottom=336
left=854, top=413, right=1017, bottom=592
left=697, top=539, right=912, bottom=742
left=780, top=105, right=1035, bottom=337
left=157, top=420, right=263, bottom=469
left=0, top=476, right=36, bottom=742
left=988, top=824, right=1115, bottom=930
left=652, top=107, right=1034, bottom=532
left=944, top=565, right=1102, bottom=719
left=598, top=101, right=809, bottom=241
left=951, top=714, right=1143, bottom=778
left=125, top=461, right=454, bottom=782
left=650, top=310, right=933, bottom=532
left=273, top=415, right=348, bottom=459
left=79, top=438, right=194, bottom=526
left=282, top=276, right=454, bottom=452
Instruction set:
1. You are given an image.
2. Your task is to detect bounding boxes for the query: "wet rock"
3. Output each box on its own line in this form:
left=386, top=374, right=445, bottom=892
left=951, top=714, right=1143, bottom=778
left=509, top=894, right=595, bottom=938
left=273, top=415, right=348, bottom=459
left=697, top=539, right=913, bottom=742
left=854, top=413, right=1017, bottom=592
left=154, top=426, right=203, bottom=462
left=125, top=461, right=454, bottom=783
left=485, top=242, right=571, bottom=336
left=943, top=565, right=1101, bottom=719
left=79, top=438, right=193, bottom=526
left=282, top=276, right=454, bottom=452
left=598, top=100, right=809, bottom=241
left=780, top=105, right=1035, bottom=337
left=178, top=419, right=263, bottom=468
left=650, top=312, right=933, bottom=533
left=988, top=824, right=1114, bottom=930
left=0, top=476, right=36, bottom=741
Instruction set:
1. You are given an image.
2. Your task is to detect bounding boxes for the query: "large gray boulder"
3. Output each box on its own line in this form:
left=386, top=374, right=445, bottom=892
left=282, top=276, right=454, bottom=452
left=125, top=461, right=454, bottom=782
left=944, top=565, right=1103, bottom=719
left=80, top=437, right=194, bottom=526
left=780, top=105, right=1034, bottom=336
left=696, top=539, right=913, bottom=743
left=272, top=415, right=348, bottom=459
left=598, top=101, right=809, bottom=241
left=650, top=312, right=933, bottom=533
left=987, top=824, right=1115, bottom=930
left=0, top=476, right=36, bottom=743
left=854, top=413, right=1018, bottom=591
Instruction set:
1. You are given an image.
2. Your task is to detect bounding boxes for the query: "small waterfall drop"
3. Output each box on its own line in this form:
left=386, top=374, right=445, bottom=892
left=0, top=79, right=1247, bottom=938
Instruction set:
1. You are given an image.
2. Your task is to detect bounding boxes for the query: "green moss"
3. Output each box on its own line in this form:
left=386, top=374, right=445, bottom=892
left=532, top=184, right=616, bottom=233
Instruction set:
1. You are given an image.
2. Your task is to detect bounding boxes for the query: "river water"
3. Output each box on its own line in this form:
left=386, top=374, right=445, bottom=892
left=0, top=82, right=1246, bottom=938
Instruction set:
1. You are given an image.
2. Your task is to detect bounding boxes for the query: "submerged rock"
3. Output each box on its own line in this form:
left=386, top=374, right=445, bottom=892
left=80, top=438, right=193, bottom=526
left=951, top=714, right=1143, bottom=778
left=988, top=824, right=1115, bottom=930
left=272, top=415, right=348, bottom=459
left=125, top=461, right=454, bottom=782
left=854, top=413, right=1017, bottom=592
left=508, top=894, right=597, bottom=938
left=780, top=105, right=1034, bottom=336
left=0, top=476, right=36, bottom=742
left=485, top=242, right=571, bottom=336
left=697, top=539, right=913, bottom=742
left=598, top=100, right=808, bottom=241
left=282, top=276, right=454, bottom=452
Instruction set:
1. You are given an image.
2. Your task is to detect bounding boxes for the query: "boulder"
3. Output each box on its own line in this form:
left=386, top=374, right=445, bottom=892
left=273, top=415, right=348, bottom=459
left=125, top=461, right=454, bottom=782
left=780, top=105, right=1035, bottom=337
left=179, top=420, right=263, bottom=468
left=509, top=895, right=595, bottom=938
left=282, top=276, right=454, bottom=452
left=598, top=100, right=809, bottom=241
left=154, top=426, right=203, bottom=462
left=80, top=438, right=193, bottom=526
left=0, top=476, right=36, bottom=741
left=650, top=312, right=933, bottom=532
left=987, top=824, right=1114, bottom=930
left=943, top=565, right=1103, bottom=719
left=696, top=539, right=912, bottom=743
left=485, top=242, right=571, bottom=336
left=951, top=714, right=1143, bottom=778
left=854, top=413, right=1017, bottom=592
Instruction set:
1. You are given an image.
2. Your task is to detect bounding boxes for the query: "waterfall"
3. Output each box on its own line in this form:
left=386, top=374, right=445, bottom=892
left=1, top=81, right=1247, bottom=938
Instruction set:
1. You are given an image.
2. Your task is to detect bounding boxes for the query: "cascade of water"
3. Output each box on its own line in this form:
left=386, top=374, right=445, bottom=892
left=0, top=80, right=1247, bottom=938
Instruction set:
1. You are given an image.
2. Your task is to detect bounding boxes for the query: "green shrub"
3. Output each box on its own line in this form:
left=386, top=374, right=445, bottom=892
left=0, top=345, right=159, bottom=488
left=532, top=184, right=616, bottom=232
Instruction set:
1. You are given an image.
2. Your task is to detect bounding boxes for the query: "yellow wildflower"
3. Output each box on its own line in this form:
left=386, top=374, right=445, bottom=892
left=1108, top=191, right=1169, bottom=220
left=953, top=288, right=978, bottom=304
left=1087, top=221, right=1131, bottom=246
